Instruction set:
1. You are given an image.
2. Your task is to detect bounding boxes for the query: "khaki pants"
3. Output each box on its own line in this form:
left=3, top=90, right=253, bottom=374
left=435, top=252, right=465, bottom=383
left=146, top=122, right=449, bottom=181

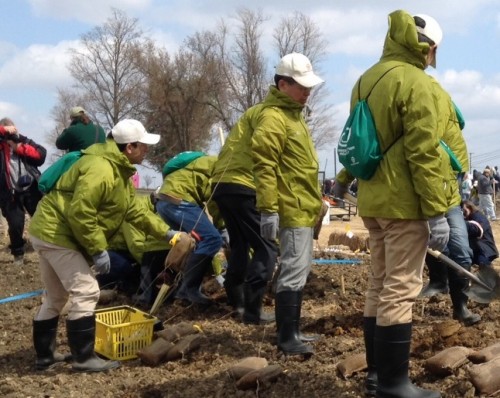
left=31, top=236, right=99, bottom=321
left=362, top=217, right=428, bottom=326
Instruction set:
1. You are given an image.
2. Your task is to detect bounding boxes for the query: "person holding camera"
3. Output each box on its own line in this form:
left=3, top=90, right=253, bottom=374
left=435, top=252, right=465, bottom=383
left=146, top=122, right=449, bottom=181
left=56, top=106, right=106, bottom=152
left=0, top=117, right=46, bottom=265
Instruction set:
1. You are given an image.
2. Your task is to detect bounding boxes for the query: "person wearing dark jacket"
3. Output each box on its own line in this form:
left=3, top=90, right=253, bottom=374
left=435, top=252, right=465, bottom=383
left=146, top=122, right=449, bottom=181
left=462, top=200, right=499, bottom=267
left=0, top=117, right=46, bottom=265
left=56, top=106, right=106, bottom=152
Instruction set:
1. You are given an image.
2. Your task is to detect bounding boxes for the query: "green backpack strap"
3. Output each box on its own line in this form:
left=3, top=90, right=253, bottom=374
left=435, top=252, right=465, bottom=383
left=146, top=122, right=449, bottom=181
left=38, top=151, right=83, bottom=194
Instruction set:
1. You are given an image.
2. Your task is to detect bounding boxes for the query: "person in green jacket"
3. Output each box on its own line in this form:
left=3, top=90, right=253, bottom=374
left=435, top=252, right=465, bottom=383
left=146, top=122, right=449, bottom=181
left=420, top=86, right=481, bottom=327
left=211, top=106, right=279, bottom=325
left=29, top=119, right=179, bottom=373
left=156, top=154, right=226, bottom=306
left=56, top=106, right=106, bottom=152
left=252, top=52, right=324, bottom=356
left=100, top=194, right=171, bottom=303
left=333, top=11, right=447, bottom=398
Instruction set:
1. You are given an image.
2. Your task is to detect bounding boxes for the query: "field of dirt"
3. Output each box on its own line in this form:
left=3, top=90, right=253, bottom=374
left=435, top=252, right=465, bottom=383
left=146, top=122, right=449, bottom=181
left=0, top=210, right=499, bottom=398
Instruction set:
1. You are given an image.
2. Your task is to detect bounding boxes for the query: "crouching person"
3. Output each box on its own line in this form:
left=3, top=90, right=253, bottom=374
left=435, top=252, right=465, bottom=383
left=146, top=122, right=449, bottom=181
left=29, top=119, right=176, bottom=372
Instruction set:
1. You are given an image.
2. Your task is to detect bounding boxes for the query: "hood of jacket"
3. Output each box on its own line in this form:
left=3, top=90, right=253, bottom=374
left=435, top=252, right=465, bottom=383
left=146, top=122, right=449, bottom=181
left=380, top=10, right=431, bottom=70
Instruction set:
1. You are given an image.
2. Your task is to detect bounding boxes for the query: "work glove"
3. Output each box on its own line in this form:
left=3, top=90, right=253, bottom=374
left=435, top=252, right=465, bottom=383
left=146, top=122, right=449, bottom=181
left=219, top=229, right=230, bottom=248
left=260, top=212, right=279, bottom=240
left=332, top=179, right=348, bottom=199
left=428, top=215, right=450, bottom=252
left=92, top=251, right=111, bottom=275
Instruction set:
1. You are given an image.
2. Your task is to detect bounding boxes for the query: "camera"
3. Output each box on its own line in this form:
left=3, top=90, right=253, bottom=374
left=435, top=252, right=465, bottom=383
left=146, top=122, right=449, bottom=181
left=1, top=132, right=20, bottom=143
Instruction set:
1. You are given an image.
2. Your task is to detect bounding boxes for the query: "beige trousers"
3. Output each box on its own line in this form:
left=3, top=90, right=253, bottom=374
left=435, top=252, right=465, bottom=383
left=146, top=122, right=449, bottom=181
left=362, top=217, right=429, bottom=326
left=31, top=236, right=99, bottom=321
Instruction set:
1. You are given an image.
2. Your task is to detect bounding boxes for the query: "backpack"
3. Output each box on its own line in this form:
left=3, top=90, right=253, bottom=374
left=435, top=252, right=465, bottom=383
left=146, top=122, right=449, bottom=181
left=338, top=65, right=402, bottom=180
left=162, top=151, right=205, bottom=177
left=38, top=151, right=82, bottom=194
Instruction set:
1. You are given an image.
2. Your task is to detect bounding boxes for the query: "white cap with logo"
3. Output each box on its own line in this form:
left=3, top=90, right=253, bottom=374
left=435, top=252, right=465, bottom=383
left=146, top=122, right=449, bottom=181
left=276, top=52, right=324, bottom=88
left=111, top=119, right=160, bottom=145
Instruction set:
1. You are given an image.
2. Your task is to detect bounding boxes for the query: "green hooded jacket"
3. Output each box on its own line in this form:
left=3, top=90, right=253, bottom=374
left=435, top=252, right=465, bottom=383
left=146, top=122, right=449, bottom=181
left=211, top=104, right=265, bottom=190
left=430, top=76, right=469, bottom=209
left=29, top=139, right=169, bottom=257
left=252, top=86, right=322, bottom=228
left=108, top=194, right=170, bottom=263
left=159, top=155, right=224, bottom=230
left=337, top=10, right=449, bottom=220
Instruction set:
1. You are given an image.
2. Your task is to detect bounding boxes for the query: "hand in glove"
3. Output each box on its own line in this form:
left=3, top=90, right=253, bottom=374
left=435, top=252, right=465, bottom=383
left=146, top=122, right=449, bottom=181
left=219, top=229, right=230, bottom=248
left=332, top=179, right=348, bottom=199
left=260, top=213, right=279, bottom=240
left=92, top=251, right=111, bottom=275
left=428, top=215, right=450, bottom=252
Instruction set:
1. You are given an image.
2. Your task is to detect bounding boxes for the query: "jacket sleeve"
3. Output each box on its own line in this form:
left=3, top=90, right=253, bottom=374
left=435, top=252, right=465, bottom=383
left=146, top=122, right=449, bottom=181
left=56, top=128, right=72, bottom=150
left=125, top=196, right=170, bottom=242
left=15, top=135, right=47, bottom=167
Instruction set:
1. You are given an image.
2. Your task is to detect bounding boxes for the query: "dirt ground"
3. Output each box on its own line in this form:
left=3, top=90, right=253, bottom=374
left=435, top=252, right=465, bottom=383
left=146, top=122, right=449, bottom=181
left=1, top=209, right=499, bottom=398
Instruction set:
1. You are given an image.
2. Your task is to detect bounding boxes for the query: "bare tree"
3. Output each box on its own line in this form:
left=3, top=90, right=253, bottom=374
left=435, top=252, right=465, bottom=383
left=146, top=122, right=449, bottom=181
left=67, top=8, right=150, bottom=128
left=273, top=11, right=337, bottom=149
left=187, top=8, right=269, bottom=131
left=140, top=45, right=224, bottom=169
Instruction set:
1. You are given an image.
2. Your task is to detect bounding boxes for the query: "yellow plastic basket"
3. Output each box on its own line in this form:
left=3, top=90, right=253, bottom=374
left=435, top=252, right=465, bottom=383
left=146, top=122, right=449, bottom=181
left=95, top=305, right=157, bottom=361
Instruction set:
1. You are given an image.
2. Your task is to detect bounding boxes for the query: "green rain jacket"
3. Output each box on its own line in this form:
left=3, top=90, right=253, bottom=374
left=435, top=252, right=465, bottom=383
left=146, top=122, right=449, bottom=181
left=337, top=10, right=449, bottom=220
left=430, top=76, right=469, bottom=209
left=159, top=155, right=224, bottom=230
left=211, top=104, right=265, bottom=190
left=108, top=194, right=170, bottom=264
left=29, top=140, right=169, bottom=257
left=252, top=86, right=322, bottom=228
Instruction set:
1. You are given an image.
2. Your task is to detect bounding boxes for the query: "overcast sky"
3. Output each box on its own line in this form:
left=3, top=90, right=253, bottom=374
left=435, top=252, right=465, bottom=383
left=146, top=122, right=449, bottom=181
left=1, top=0, right=500, bottom=182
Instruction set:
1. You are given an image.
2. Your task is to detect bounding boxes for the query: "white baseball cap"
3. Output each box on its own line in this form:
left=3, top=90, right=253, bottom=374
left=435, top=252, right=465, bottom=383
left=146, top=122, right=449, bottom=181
left=111, top=119, right=160, bottom=145
left=275, top=52, right=324, bottom=88
left=414, top=14, right=443, bottom=68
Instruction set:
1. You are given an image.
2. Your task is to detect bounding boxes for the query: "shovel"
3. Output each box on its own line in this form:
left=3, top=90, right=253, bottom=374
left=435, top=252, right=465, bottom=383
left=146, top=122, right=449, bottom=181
left=427, top=248, right=500, bottom=303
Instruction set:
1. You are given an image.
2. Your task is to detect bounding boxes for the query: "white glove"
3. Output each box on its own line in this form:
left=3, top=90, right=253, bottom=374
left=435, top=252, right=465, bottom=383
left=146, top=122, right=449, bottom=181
left=219, top=229, right=230, bottom=247
left=332, top=179, right=348, bottom=199
left=260, top=213, right=279, bottom=240
left=92, top=251, right=111, bottom=275
left=428, top=215, right=450, bottom=251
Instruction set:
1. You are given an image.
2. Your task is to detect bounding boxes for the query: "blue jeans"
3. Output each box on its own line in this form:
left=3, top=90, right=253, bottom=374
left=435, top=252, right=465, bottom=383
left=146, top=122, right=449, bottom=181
left=156, top=200, right=222, bottom=257
left=444, top=205, right=472, bottom=266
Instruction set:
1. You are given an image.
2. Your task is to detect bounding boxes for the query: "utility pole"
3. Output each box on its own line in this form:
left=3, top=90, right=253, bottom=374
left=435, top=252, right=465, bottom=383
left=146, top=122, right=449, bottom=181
left=469, top=152, right=473, bottom=174
left=333, top=148, right=337, bottom=177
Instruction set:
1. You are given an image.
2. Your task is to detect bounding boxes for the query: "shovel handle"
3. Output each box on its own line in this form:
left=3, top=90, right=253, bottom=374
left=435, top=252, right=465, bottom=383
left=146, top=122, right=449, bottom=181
left=426, top=248, right=493, bottom=291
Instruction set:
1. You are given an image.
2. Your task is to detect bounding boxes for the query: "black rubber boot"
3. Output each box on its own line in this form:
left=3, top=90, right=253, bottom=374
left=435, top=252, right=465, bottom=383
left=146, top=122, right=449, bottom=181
left=242, top=284, right=275, bottom=324
left=420, top=254, right=449, bottom=297
left=363, top=317, right=377, bottom=396
left=66, top=315, right=120, bottom=372
left=275, top=290, right=314, bottom=356
left=296, top=291, right=319, bottom=342
left=33, top=316, right=70, bottom=370
left=224, top=280, right=244, bottom=316
left=449, top=266, right=481, bottom=326
left=175, top=253, right=213, bottom=306
left=375, top=323, right=440, bottom=398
